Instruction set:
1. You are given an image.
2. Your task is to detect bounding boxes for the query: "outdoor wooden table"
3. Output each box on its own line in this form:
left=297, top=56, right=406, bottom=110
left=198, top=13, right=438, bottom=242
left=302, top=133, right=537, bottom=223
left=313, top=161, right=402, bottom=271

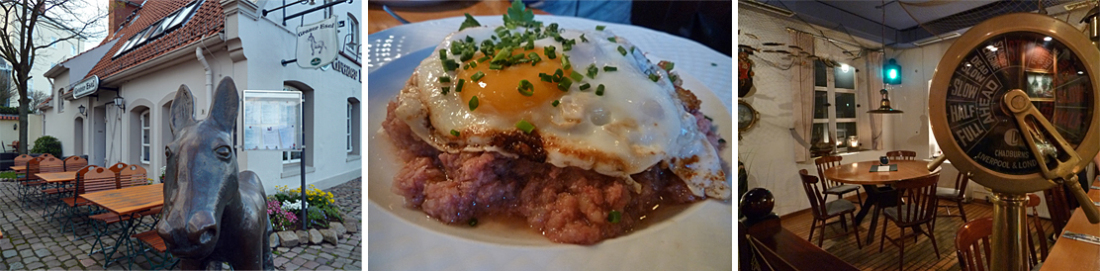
left=822, top=160, right=936, bottom=244
left=80, top=183, right=164, bottom=268
left=36, top=171, right=78, bottom=184
left=10, top=165, right=25, bottom=172
left=1041, top=180, right=1100, bottom=270
left=367, top=0, right=547, bottom=34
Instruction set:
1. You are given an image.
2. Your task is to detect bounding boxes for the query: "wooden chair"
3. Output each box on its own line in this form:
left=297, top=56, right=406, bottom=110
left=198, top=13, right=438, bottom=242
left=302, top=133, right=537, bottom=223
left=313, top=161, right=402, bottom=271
left=1025, top=193, right=1049, bottom=267
left=35, top=157, right=68, bottom=199
left=886, top=150, right=917, bottom=161
left=815, top=155, right=862, bottom=205
left=798, top=169, right=861, bottom=248
left=955, top=217, right=993, bottom=271
left=132, top=230, right=178, bottom=270
left=1043, top=184, right=1073, bottom=235
left=107, top=162, right=127, bottom=176
left=59, top=166, right=114, bottom=235
left=117, top=164, right=148, bottom=188
left=937, top=171, right=971, bottom=223
left=13, top=154, right=33, bottom=178
left=880, top=174, right=941, bottom=269
left=63, top=156, right=88, bottom=172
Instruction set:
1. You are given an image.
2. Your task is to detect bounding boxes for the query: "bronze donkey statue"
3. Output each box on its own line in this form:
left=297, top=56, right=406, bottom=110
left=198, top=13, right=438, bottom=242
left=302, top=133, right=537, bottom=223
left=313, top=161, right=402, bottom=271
left=156, top=77, right=275, bottom=270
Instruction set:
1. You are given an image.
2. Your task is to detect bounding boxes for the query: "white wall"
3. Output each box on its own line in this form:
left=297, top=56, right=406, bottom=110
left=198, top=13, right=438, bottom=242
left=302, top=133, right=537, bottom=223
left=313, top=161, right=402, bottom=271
left=738, top=9, right=891, bottom=216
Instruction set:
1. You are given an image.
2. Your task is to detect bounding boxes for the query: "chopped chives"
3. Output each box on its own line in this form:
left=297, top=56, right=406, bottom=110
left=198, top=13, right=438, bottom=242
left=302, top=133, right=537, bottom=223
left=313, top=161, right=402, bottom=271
left=477, top=56, right=490, bottom=63
left=524, top=37, right=535, bottom=50
left=443, top=59, right=458, bottom=71
left=603, top=65, right=617, bottom=72
left=711, top=62, right=717, bottom=66
left=469, top=96, right=479, bottom=111
left=579, top=83, right=591, bottom=90
left=438, top=76, right=451, bottom=83
left=545, top=46, right=557, bottom=59
left=649, top=74, right=660, bottom=82
left=608, top=37, right=616, bottom=42
left=561, top=55, right=572, bottom=70
left=517, top=80, right=534, bottom=96
left=460, top=51, right=474, bottom=62
left=441, top=87, right=450, bottom=95
left=562, top=40, right=573, bottom=51
left=450, top=129, right=460, bottom=137
left=586, top=64, right=598, bottom=79
left=580, top=34, right=588, bottom=43
left=471, top=71, right=485, bottom=81
left=596, top=84, right=605, bottom=96
left=465, top=36, right=474, bottom=43
left=552, top=100, right=560, bottom=107
left=661, top=62, right=675, bottom=71
left=608, top=210, right=621, bottom=223
left=469, top=61, right=478, bottom=68
left=492, top=47, right=512, bottom=63
left=617, top=46, right=627, bottom=56
left=670, top=74, right=679, bottom=82
left=569, top=71, right=583, bottom=82
left=596, top=25, right=606, bottom=31
left=456, top=79, right=465, bottom=92
left=539, top=73, right=553, bottom=82
left=553, top=69, right=564, bottom=82
left=631, top=46, right=635, bottom=53
left=515, top=120, right=535, bottom=134
left=489, top=63, right=503, bottom=70
left=528, top=53, right=541, bottom=65
left=439, top=49, right=447, bottom=60
left=557, top=77, right=573, bottom=91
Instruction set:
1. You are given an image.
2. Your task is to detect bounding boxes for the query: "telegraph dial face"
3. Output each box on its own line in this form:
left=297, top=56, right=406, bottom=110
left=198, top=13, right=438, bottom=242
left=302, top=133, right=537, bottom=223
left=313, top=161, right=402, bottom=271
left=929, top=13, right=1100, bottom=194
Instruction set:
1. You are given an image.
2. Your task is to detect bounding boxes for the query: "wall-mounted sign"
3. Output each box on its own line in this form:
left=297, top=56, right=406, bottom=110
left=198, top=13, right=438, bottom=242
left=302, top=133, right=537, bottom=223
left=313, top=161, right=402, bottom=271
left=242, top=90, right=302, bottom=151
left=296, top=16, right=338, bottom=69
left=72, top=75, right=99, bottom=99
left=331, top=59, right=360, bottom=82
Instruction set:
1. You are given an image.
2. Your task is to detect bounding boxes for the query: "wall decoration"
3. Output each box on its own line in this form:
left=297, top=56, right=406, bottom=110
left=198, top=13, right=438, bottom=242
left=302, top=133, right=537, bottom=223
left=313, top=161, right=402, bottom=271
left=738, top=45, right=755, bottom=98
left=738, top=100, right=760, bottom=131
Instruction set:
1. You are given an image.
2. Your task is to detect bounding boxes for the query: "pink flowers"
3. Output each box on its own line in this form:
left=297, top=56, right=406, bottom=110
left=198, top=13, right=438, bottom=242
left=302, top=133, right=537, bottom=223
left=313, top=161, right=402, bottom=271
left=266, top=199, right=298, bottom=231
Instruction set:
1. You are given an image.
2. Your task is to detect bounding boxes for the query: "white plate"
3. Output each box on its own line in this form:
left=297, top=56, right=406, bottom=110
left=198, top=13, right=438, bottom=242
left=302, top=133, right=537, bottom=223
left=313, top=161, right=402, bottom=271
left=367, top=47, right=733, bottom=270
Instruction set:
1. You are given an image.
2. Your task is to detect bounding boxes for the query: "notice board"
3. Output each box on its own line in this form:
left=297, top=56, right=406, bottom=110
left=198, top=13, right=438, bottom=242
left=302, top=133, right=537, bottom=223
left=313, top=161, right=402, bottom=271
left=242, top=90, right=302, bottom=151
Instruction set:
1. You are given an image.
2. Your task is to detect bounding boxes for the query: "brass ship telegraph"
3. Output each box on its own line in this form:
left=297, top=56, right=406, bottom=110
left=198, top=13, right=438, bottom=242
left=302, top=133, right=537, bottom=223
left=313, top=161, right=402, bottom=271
left=928, top=13, right=1100, bottom=271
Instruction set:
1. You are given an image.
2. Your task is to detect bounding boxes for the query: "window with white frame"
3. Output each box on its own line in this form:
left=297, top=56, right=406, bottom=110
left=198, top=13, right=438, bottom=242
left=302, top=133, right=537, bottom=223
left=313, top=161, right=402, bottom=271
left=810, top=60, right=860, bottom=153
left=347, top=101, right=352, bottom=153
left=282, top=85, right=302, bottom=164
left=71, top=44, right=77, bottom=56
left=141, top=110, right=151, bottom=163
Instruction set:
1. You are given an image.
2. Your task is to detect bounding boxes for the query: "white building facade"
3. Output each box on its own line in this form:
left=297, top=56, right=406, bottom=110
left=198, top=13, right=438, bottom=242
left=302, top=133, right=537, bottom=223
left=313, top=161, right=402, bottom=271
left=41, top=0, right=361, bottom=193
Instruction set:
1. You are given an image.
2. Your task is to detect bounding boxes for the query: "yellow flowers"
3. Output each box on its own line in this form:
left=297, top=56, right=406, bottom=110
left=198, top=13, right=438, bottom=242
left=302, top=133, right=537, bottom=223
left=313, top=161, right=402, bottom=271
left=275, top=184, right=335, bottom=208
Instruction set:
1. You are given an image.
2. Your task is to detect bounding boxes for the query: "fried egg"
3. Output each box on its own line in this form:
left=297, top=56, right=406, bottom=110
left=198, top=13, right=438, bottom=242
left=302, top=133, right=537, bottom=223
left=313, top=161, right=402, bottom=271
left=393, top=24, right=730, bottom=199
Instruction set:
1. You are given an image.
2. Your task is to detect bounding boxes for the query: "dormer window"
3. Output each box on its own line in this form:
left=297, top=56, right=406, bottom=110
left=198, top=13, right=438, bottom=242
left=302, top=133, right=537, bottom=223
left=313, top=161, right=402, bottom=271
left=112, top=0, right=202, bottom=59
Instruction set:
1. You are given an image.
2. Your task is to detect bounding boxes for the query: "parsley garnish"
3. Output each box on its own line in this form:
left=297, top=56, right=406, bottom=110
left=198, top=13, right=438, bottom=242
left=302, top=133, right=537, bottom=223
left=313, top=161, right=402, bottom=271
left=459, top=14, right=481, bottom=31
left=503, top=0, right=536, bottom=28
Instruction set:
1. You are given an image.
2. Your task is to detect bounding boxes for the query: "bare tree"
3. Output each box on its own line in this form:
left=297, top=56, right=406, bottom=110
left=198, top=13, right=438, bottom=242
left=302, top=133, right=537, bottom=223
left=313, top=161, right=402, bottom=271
left=0, top=66, right=14, bottom=107
left=27, top=89, right=48, bottom=111
left=0, top=0, right=105, bottom=154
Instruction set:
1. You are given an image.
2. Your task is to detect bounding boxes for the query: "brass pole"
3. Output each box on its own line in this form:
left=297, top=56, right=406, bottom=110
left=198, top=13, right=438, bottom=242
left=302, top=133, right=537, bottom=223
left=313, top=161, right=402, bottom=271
left=990, top=191, right=1029, bottom=271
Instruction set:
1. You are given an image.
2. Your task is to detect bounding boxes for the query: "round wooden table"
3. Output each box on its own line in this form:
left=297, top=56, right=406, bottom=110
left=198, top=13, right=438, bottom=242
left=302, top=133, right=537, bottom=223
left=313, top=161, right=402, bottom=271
left=822, top=160, right=936, bottom=244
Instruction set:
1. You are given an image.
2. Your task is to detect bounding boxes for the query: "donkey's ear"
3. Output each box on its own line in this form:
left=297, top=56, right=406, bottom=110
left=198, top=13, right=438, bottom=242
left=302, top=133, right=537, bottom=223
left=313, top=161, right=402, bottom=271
left=169, top=85, right=196, bottom=135
left=208, top=77, right=239, bottom=132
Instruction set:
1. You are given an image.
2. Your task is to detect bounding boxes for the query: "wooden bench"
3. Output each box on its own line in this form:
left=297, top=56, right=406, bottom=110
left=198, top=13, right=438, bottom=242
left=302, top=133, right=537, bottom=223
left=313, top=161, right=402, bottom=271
left=743, top=217, right=859, bottom=271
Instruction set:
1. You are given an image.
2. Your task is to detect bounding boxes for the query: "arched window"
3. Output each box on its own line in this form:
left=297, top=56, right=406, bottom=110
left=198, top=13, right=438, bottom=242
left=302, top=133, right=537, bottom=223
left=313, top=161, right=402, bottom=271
left=141, top=110, right=151, bottom=163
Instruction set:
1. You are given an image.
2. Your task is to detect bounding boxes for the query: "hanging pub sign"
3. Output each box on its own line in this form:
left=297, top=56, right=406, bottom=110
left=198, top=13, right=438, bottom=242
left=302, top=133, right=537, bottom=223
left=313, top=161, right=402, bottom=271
left=296, top=16, right=339, bottom=69
left=72, top=75, right=99, bottom=99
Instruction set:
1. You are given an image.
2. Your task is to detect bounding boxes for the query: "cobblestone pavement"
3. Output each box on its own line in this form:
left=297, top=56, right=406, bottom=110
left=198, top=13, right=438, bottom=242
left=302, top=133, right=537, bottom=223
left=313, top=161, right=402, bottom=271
left=0, top=176, right=362, bottom=270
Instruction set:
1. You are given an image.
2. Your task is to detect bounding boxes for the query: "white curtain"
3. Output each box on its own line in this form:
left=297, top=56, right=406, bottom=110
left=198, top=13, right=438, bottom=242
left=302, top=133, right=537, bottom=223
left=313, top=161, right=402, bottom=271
left=790, top=31, right=815, bottom=162
left=865, top=51, right=885, bottom=150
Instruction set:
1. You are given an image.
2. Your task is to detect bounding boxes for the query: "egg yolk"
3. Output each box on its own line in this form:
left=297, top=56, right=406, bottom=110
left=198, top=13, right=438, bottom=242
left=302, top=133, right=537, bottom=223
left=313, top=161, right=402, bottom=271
left=457, top=47, right=570, bottom=116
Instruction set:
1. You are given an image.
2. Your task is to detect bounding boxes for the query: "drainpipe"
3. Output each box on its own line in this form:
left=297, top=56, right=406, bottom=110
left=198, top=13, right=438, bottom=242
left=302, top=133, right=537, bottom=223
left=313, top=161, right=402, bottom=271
left=196, top=46, right=212, bottom=117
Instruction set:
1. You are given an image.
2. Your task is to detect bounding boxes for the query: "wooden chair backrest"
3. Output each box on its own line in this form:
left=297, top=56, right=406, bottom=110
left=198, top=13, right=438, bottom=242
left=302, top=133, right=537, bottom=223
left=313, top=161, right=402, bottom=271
left=1025, top=193, right=1049, bottom=266
left=79, top=166, right=116, bottom=195
left=63, top=156, right=88, bottom=171
left=37, top=157, right=64, bottom=173
left=107, top=162, right=128, bottom=175
left=887, top=150, right=917, bottom=161
left=1043, top=184, right=1072, bottom=235
left=26, top=156, right=45, bottom=174
left=814, top=155, right=844, bottom=189
left=798, top=169, right=827, bottom=220
left=14, top=154, right=32, bottom=167
left=955, top=217, right=994, bottom=271
left=950, top=171, right=972, bottom=199
left=37, top=153, right=56, bottom=160
left=117, top=164, right=148, bottom=189
left=890, top=174, right=940, bottom=226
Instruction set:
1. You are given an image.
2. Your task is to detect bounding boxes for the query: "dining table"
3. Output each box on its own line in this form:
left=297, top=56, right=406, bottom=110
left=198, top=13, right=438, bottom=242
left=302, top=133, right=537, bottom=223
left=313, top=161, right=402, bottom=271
left=822, top=160, right=937, bottom=244
left=10, top=165, right=25, bottom=172
left=37, top=171, right=78, bottom=184
left=80, top=183, right=164, bottom=268
left=1040, top=180, right=1100, bottom=270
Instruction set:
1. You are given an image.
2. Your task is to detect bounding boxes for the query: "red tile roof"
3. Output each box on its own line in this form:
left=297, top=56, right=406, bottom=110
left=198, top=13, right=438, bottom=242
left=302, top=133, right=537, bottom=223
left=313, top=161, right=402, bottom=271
left=85, top=0, right=224, bottom=83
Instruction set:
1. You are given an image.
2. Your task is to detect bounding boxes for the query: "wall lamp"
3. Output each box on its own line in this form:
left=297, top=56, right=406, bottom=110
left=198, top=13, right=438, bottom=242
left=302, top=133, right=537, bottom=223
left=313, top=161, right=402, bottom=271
left=113, top=96, right=125, bottom=111
left=78, top=105, right=87, bottom=117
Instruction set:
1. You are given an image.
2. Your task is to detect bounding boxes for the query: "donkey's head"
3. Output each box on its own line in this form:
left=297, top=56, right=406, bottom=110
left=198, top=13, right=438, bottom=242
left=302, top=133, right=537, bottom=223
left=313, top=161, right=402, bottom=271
left=156, top=77, right=240, bottom=258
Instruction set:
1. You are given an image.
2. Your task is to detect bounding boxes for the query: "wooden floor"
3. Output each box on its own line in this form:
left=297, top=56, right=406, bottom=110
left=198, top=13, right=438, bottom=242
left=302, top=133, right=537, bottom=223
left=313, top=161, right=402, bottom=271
left=780, top=199, right=1054, bottom=271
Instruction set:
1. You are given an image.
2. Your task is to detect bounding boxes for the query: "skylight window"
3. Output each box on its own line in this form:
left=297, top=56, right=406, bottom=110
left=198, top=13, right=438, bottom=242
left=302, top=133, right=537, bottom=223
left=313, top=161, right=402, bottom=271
left=111, top=0, right=203, bottom=59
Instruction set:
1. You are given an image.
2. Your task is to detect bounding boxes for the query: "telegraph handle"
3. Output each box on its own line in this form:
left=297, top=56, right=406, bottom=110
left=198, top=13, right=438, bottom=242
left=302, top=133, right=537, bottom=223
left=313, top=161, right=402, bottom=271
left=1061, top=176, right=1100, bottom=223
left=928, top=155, right=947, bottom=172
